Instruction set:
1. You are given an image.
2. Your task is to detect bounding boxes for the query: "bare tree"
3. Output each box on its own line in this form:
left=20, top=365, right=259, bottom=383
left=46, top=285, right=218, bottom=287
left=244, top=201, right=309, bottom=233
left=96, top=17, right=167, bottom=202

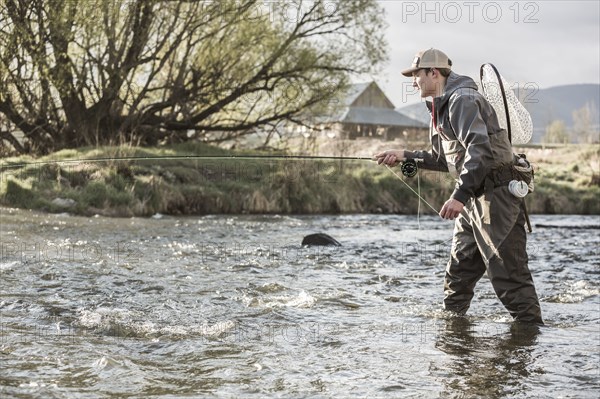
left=0, top=0, right=387, bottom=154
left=543, top=120, right=569, bottom=145
left=572, top=102, right=599, bottom=144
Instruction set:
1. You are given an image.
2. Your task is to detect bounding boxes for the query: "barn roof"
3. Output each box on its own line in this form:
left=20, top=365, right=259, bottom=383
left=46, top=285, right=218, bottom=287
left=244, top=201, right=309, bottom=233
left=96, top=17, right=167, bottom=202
left=341, top=107, right=427, bottom=127
left=322, top=82, right=427, bottom=128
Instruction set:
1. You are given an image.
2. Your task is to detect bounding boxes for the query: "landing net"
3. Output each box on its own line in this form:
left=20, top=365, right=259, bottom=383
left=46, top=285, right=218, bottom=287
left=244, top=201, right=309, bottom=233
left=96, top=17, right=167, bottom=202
left=480, top=63, right=533, bottom=144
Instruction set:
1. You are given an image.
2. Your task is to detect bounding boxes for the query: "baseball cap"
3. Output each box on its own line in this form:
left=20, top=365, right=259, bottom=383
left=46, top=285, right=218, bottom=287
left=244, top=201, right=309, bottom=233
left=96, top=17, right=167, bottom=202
left=401, top=48, right=452, bottom=77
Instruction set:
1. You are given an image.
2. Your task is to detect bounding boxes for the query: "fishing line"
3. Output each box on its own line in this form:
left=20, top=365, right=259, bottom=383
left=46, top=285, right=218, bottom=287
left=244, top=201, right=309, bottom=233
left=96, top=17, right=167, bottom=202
left=384, top=164, right=439, bottom=215
left=417, top=172, right=421, bottom=228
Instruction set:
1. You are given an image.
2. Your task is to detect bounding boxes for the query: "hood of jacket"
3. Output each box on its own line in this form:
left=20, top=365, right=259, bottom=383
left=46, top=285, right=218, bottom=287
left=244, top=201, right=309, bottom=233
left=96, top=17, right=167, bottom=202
left=427, top=71, right=479, bottom=112
left=439, top=72, right=479, bottom=105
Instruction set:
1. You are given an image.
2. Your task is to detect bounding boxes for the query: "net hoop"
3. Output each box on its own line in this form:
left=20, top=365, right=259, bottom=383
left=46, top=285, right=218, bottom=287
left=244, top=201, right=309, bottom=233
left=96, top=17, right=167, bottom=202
left=480, top=63, right=533, bottom=145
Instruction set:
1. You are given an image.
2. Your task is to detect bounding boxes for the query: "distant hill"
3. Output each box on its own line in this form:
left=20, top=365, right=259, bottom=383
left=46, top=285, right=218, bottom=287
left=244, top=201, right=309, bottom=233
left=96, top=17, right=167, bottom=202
left=397, top=84, right=600, bottom=143
left=524, top=84, right=599, bottom=142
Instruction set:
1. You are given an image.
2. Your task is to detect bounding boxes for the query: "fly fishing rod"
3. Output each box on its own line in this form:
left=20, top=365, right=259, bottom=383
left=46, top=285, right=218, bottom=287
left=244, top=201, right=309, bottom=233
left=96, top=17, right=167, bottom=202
left=0, top=153, right=438, bottom=214
left=0, top=154, right=375, bottom=170
left=1, top=154, right=422, bottom=175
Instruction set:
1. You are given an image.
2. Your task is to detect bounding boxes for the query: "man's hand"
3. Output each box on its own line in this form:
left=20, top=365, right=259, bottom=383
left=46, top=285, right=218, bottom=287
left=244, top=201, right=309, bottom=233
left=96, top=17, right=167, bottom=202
left=373, top=149, right=405, bottom=166
left=439, top=198, right=464, bottom=220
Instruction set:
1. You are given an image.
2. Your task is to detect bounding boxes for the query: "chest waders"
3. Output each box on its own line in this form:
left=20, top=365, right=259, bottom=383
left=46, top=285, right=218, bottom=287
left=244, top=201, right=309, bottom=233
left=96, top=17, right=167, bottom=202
left=440, top=67, right=543, bottom=324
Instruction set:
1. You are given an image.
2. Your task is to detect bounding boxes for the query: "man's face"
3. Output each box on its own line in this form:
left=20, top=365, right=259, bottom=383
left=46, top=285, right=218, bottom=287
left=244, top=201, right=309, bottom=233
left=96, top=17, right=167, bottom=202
left=412, top=68, right=438, bottom=98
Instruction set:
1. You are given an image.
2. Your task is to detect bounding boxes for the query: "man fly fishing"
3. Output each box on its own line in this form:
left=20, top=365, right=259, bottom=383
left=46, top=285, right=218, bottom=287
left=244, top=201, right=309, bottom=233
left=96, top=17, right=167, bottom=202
left=375, top=48, right=543, bottom=324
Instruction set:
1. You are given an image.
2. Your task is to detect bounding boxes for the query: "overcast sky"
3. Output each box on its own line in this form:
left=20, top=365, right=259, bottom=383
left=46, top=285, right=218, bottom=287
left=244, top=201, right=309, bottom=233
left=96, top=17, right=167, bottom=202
left=373, top=0, right=600, bottom=107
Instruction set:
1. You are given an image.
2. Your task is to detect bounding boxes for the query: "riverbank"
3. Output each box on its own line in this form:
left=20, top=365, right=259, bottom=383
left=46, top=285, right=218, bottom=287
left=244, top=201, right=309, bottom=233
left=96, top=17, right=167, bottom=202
left=1, top=143, right=598, bottom=216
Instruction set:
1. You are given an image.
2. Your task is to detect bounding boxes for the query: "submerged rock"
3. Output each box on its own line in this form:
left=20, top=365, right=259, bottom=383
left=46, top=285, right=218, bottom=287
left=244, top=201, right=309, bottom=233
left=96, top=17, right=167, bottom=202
left=301, top=233, right=341, bottom=246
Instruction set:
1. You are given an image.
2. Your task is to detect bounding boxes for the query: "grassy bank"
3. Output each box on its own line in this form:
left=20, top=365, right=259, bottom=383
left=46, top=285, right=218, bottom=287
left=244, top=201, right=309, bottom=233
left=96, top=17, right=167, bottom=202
left=0, top=143, right=598, bottom=216
left=519, top=145, right=600, bottom=214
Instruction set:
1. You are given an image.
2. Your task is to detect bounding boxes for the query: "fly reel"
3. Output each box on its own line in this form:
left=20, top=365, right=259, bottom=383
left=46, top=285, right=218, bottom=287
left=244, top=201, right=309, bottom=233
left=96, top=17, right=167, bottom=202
left=400, top=159, right=418, bottom=178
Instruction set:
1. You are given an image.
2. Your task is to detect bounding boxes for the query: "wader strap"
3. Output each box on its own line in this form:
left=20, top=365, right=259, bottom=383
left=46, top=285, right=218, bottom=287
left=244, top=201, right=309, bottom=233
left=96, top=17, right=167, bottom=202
left=483, top=176, right=494, bottom=224
left=522, top=200, right=533, bottom=233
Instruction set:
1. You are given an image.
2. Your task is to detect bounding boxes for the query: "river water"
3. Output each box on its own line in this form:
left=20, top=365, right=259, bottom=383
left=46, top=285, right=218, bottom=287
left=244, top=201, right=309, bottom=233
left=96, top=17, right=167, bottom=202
left=0, top=208, right=598, bottom=398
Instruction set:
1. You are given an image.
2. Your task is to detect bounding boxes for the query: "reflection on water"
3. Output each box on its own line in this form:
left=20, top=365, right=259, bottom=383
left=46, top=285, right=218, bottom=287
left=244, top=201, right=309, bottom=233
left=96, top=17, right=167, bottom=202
left=436, top=319, right=542, bottom=398
left=0, top=209, right=599, bottom=398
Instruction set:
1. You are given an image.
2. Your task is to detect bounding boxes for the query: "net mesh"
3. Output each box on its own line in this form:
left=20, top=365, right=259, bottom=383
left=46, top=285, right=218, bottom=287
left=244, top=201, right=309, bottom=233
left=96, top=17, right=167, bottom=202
left=480, top=64, right=533, bottom=144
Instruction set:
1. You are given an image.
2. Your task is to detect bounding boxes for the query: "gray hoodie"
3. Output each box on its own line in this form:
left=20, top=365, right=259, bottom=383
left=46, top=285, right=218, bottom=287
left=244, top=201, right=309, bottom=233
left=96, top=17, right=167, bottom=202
left=404, top=71, right=513, bottom=204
